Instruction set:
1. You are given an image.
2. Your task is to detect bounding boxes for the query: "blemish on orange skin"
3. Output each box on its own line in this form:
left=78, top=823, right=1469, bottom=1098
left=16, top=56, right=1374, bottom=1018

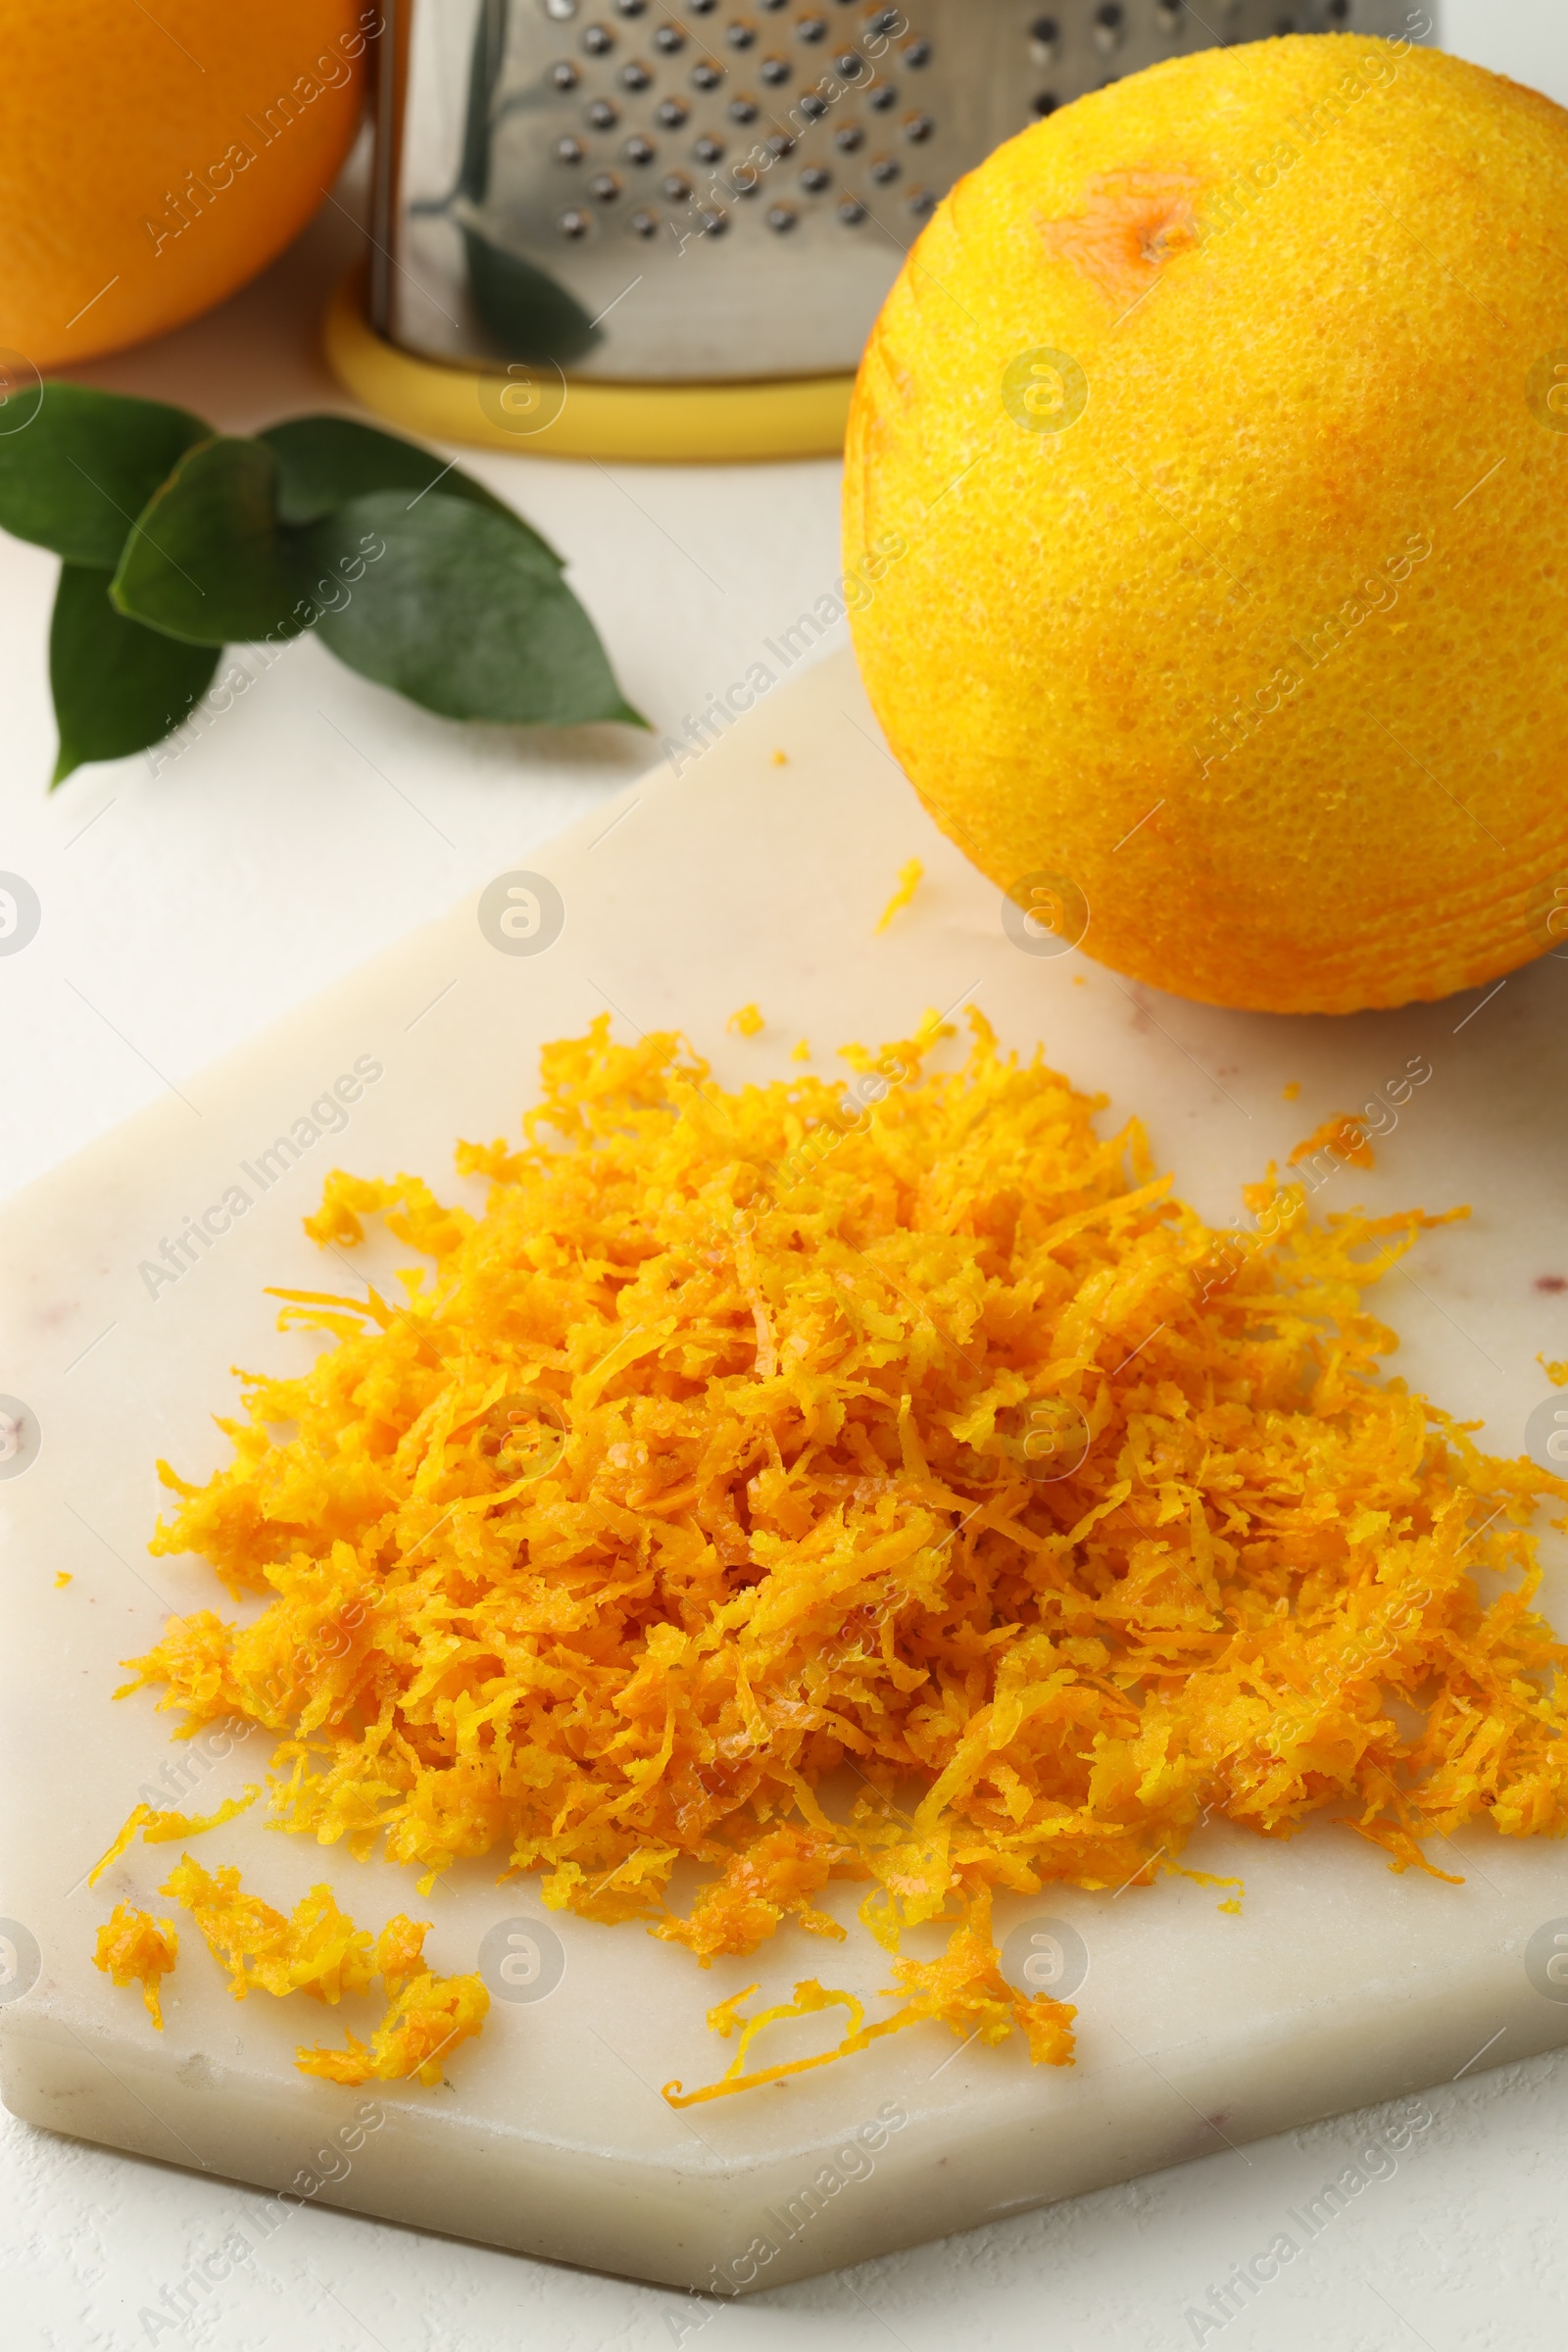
left=1038, top=171, right=1202, bottom=307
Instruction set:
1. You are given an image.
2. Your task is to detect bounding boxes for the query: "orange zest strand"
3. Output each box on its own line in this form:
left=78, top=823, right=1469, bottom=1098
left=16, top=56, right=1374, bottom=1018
left=875, top=858, right=924, bottom=933
left=87, top=1787, right=261, bottom=1887
left=92, top=1902, right=178, bottom=2030
left=119, top=1013, right=1568, bottom=2096
left=1290, top=1113, right=1376, bottom=1171
left=140, top=1788, right=263, bottom=1843
left=664, top=1890, right=1075, bottom=2106
left=87, top=1806, right=152, bottom=1888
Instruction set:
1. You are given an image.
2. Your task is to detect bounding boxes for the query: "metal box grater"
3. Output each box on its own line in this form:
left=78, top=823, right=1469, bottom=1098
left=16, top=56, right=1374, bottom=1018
left=368, top=0, right=1432, bottom=385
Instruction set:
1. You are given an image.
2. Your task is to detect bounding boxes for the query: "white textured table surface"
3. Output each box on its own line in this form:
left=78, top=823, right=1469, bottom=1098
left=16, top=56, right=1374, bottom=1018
left=5, top=6, right=1568, bottom=2344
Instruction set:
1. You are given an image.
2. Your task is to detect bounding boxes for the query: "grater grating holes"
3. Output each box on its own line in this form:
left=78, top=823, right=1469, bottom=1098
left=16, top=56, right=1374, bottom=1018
left=532, top=1, right=941, bottom=247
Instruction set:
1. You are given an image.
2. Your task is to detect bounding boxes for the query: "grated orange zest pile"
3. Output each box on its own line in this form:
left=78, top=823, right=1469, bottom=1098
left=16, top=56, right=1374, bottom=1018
left=122, top=1012, right=1568, bottom=2092
left=93, top=1902, right=178, bottom=2029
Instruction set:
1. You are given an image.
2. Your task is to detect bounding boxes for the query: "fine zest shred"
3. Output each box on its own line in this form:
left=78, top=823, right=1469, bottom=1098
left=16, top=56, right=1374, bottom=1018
left=664, top=1888, right=1073, bottom=2107
left=121, top=1013, right=1568, bottom=2098
left=875, top=858, right=924, bottom=933
left=1290, top=1113, right=1375, bottom=1171
left=93, top=1902, right=178, bottom=2029
left=88, top=1788, right=261, bottom=1887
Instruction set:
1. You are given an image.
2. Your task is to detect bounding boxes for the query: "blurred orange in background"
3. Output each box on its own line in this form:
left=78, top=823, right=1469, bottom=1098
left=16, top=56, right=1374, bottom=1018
left=0, top=0, right=372, bottom=369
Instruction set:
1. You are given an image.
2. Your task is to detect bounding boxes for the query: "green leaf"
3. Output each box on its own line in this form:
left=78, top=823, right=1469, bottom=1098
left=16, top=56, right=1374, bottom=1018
left=258, top=415, right=558, bottom=563
left=111, top=437, right=307, bottom=646
left=0, top=383, right=209, bottom=568
left=462, top=224, right=602, bottom=366
left=49, top=564, right=220, bottom=786
left=303, top=492, right=646, bottom=729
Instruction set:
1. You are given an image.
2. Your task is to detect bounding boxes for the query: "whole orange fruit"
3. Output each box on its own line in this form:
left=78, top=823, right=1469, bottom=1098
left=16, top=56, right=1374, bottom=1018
left=0, top=1, right=370, bottom=370
left=845, top=34, right=1568, bottom=1015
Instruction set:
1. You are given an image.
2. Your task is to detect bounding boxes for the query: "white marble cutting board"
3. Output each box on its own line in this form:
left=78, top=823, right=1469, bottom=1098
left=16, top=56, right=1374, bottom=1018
left=3, top=647, right=1568, bottom=2296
